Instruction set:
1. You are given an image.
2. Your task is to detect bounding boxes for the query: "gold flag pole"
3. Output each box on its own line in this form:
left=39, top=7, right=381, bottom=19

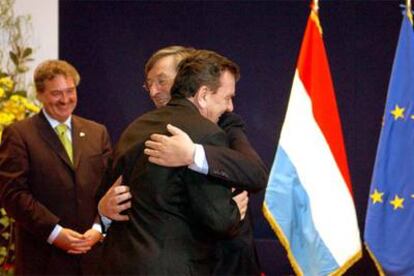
left=407, top=0, right=413, bottom=25
left=311, top=0, right=322, bottom=34
left=312, top=0, right=319, bottom=13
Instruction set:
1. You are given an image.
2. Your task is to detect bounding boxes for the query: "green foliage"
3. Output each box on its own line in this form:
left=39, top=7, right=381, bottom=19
left=0, top=216, right=10, bottom=229
left=0, top=0, right=38, bottom=274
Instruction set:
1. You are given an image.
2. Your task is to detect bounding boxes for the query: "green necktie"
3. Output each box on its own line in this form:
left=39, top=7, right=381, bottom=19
left=55, top=124, right=73, bottom=163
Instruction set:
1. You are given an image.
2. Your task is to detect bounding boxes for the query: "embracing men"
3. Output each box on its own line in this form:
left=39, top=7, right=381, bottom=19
left=98, top=49, right=267, bottom=275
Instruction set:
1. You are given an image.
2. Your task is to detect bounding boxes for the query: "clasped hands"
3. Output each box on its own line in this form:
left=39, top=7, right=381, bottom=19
left=53, top=227, right=102, bottom=254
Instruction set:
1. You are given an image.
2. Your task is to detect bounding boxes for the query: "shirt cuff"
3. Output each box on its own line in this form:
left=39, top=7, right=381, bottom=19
left=188, top=144, right=209, bottom=175
left=92, top=223, right=102, bottom=233
left=47, top=224, right=62, bottom=244
left=100, top=214, right=112, bottom=233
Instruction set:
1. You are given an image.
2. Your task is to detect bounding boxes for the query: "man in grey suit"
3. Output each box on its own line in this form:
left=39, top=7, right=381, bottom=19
left=0, top=60, right=111, bottom=275
left=99, top=50, right=244, bottom=275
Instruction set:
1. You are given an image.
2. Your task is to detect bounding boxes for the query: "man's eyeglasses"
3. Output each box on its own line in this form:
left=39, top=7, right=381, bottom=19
left=142, top=78, right=171, bottom=92
left=49, top=87, right=76, bottom=97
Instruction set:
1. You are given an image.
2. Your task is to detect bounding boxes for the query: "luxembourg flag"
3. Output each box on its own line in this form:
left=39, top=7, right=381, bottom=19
left=263, top=3, right=362, bottom=275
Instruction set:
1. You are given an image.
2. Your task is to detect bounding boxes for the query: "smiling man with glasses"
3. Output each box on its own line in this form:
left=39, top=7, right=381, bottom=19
left=142, top=46, right=194, bottom=108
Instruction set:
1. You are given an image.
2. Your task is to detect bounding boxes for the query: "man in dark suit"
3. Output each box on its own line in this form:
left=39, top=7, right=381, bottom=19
left=99, top=50, right=244, bottom=275
left=99, top=46, right=267, bottom=275
left=146, top=113, right=266, bottom=276
left=0, top=60, right=111, bottom=275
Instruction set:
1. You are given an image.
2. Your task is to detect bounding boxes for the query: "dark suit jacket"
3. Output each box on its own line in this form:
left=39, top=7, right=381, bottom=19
left=99, top=98, right=240, bottom=275
left=205, top=112, right=267, bottom=193
left=0, top=111, right=111, bottom=275
left=210, top=112, right=268, bottom=276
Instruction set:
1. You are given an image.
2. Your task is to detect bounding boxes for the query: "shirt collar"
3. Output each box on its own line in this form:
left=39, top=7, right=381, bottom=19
left=42, top=109, right=72, bottom=131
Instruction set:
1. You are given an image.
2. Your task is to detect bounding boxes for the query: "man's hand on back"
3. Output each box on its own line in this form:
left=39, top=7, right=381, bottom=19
left=98, top=176, right=131, bottom=221
left=144, top=124, right=195, bottom=167
left=232, top=191, right=249, bottom=220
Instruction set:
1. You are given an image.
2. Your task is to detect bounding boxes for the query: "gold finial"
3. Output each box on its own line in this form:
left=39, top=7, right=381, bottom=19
left=407, top=0, right=413, bottom=25
left=312, top=0, right=319, bottom=14
left=311, top=0, right=323, bottom=35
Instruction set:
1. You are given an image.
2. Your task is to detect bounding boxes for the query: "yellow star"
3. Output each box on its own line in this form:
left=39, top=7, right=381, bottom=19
left=411, top=115, right=414, bottom=120
left=390, top=105, right=405, bottom=120
left=390, top=195, right=404, bottom=210
left=370, top=189, right=384, bottom=204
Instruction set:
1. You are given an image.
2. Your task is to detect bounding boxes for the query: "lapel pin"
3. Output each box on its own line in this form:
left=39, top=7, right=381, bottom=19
left=80, top=132, right=86, bottom=137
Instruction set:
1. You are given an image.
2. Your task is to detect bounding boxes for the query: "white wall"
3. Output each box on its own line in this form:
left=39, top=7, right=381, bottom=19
left=13, top=0, right=58, bottom=91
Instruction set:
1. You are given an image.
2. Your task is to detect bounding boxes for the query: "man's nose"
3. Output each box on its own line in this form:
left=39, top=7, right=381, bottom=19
left=149, top=85, right=160, bottom=98
left=60, top=91, right=69, bottom=103
left=227, top=99, right=234, bottom=112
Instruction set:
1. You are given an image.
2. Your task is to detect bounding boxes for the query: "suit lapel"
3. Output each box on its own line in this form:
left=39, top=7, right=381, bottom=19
left=71, top=116, right=84, bottom=170
left=36, top=112, right=74, bottom=170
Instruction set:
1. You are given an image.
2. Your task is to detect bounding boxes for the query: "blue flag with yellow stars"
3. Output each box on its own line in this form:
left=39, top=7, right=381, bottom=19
left=364, top=9, right=414, bottom=275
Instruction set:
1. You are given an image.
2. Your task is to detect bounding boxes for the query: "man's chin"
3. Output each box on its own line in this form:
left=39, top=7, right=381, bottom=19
left=153, top=98, right=170, bottom=108
left=54, top=114, right=71, bottom=122
left=154, top=102, right=163, bottom=108
left=207, top=117, right=219, bottom=124
left=55, top=110, right=72, bottom=118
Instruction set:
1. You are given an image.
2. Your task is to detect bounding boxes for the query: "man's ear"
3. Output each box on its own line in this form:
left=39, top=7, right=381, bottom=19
left=35, top=91, right=42, bottom=101
left=194, top=85, right=210, bottom=108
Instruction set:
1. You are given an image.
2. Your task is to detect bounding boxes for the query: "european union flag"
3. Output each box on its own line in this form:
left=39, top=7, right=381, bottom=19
left=364, top=10, right=414, bottom=275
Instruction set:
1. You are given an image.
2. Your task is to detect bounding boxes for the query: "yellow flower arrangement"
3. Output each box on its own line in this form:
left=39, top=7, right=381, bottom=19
left=0, top=76, right=40, bottom=140
left=0, top=0, right=41, bottom=272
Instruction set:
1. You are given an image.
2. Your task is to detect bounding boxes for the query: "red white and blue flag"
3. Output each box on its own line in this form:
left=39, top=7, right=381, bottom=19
left=263, top=4, right=362, bottom=275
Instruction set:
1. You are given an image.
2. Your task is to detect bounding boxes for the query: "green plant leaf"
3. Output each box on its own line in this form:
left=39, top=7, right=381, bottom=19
left=16, top=45, right=21, bottom=56
left=22, top=48, right=32, bottom=58
left=17, top=66, right=29, bottom=73
left=14, top=91, right=27, bottom=97
left=9, top=52, right=18, bottom=66
left=0, top=246, right=7, bottom=258
left=0, top=217, right=10, bottom=228
left=1, top=233, right=10, bottom=240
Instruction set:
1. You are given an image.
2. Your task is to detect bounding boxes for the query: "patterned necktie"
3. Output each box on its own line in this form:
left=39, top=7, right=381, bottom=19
left=55, top=124, right=73, bottom=163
